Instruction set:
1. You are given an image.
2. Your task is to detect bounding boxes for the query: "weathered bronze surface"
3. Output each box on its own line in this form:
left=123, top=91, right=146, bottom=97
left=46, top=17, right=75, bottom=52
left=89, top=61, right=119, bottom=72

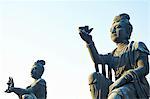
left=5, top=60, right=47, bottom=99
left=79, top=13, right=149, bottom=99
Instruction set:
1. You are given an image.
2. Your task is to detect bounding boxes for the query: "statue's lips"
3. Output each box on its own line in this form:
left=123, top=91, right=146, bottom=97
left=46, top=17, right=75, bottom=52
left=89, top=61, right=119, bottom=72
left=111, top=33, right=117, bottom=36
left=111, top=33, right=118, bottom=38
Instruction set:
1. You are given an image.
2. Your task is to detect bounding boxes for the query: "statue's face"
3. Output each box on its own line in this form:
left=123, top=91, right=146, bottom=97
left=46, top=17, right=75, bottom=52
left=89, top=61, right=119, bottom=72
left=110, top=20, right=129, bottom=43
left=31, top=65, right=41, bottom=79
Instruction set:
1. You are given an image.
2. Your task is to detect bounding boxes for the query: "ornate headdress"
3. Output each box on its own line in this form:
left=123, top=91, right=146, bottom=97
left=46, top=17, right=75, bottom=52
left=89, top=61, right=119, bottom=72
left=34, top=60, right=45, bottom=67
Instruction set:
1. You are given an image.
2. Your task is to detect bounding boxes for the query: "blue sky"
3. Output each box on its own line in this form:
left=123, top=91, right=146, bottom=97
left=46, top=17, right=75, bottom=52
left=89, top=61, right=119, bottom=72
left=0, top=0, right=149, bottom=99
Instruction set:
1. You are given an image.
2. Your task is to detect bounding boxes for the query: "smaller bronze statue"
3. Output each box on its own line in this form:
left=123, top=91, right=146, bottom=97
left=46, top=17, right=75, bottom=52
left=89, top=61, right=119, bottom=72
left=79, top=13, right=150, bottom=99
left=5, top=60, right=47, bottom=99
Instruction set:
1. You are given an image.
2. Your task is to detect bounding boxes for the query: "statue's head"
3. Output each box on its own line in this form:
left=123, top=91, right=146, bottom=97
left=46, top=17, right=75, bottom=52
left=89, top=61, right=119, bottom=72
left=110, top=13, right=133, bottom=44
left=31, top=60, right=45, bottom=79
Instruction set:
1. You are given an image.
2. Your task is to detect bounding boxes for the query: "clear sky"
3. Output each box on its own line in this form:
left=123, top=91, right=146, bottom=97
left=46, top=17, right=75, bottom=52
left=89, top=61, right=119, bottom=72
left=0, top=0, right=149, bottom=99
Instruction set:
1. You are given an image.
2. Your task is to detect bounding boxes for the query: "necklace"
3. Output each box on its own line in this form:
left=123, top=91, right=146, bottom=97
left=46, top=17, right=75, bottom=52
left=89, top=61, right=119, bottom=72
left=114, top=44, right=128, bottom=56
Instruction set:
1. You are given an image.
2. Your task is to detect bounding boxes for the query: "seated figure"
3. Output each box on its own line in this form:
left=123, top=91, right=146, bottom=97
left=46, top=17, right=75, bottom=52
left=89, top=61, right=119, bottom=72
left=79, top=13, right=149, bottom=99
left=5, top=60, right=47, bottom=99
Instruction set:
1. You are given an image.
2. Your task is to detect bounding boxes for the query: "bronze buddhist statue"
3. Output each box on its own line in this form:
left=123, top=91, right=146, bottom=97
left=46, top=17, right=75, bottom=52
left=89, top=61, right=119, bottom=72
left=79, top=13, right=149, bottom=99
left=5, top=60, right=47, bottom=99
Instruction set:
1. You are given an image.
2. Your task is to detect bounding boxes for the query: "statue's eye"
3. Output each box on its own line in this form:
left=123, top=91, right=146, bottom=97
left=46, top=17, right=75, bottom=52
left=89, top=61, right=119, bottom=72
left=116, top=25, right=121, bottom=28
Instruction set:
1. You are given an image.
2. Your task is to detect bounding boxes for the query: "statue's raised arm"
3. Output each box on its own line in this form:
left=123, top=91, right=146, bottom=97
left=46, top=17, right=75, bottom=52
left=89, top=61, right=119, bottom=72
left=79, top=26, right=109, bottom=67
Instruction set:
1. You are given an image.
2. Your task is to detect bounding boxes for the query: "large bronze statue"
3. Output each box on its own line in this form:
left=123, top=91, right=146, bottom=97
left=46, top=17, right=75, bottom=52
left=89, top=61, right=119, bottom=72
left=5, top=60, right=47, bottom=99
left=79, top=13, right=150, bottom=99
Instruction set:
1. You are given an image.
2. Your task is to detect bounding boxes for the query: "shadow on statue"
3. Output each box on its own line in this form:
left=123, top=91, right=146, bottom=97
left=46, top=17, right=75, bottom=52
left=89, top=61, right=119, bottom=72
left=5, top=60, right=47, bottom=99
left=79, top=13, right=150, bottom=99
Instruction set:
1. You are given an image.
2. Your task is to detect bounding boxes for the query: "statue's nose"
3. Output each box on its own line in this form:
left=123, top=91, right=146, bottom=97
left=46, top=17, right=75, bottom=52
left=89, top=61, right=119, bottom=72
left=112, top=28, right=116, bottom=33
left=110, top=27, right=116, bottom=33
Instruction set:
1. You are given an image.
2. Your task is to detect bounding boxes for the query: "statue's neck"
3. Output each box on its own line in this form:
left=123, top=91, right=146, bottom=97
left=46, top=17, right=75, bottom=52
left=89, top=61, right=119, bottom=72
left=33, top=77, right=41, bottom=81
left=114, top=43, right=128, bottom=56
left=116, top=43, right=128, bottom=51
left=33, top=78, right=41, bottom=83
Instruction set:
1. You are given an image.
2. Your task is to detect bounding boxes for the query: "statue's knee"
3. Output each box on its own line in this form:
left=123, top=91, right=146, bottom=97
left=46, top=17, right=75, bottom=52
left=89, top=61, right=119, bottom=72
left=108, top=92, right=122, bottom=99
left=89, top=72, right=102, bottom=81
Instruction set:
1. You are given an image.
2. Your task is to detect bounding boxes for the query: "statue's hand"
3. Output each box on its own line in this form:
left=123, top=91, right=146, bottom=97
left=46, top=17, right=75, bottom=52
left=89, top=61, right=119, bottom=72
left=7, top=77, right=14, bottom=87
left=109, top=70, right=134, bottom=92
left=79, top=26, right=93, bottom=43
left=5, top=87, right=14, bottom=93
left=109, top=77, right=126, bottom=92
left=5, top=77, right=14, bottom=93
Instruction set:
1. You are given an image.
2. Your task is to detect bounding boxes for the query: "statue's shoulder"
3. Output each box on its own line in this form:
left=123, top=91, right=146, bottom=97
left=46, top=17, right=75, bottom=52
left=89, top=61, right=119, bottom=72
left=130, top=41, right=150, bottom=55
left=37, top=78, right=46, bottom=86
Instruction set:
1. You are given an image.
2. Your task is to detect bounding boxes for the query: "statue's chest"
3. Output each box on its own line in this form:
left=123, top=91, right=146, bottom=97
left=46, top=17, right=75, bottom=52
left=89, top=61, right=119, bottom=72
left=111, top=52, right=132, bottom=79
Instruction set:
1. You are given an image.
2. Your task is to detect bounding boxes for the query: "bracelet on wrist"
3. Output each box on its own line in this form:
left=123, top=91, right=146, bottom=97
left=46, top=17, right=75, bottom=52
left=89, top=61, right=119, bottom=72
left=86, top=42, right=94, bottom=47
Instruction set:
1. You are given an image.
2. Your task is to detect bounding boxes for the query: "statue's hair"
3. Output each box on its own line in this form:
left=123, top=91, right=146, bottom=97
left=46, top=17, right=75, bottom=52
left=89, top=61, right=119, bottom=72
left=113, top=13, right=133, bottom=39
left=113, top=13, right=130, bottom=22
left=36, top=60, right=45, bottom=66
